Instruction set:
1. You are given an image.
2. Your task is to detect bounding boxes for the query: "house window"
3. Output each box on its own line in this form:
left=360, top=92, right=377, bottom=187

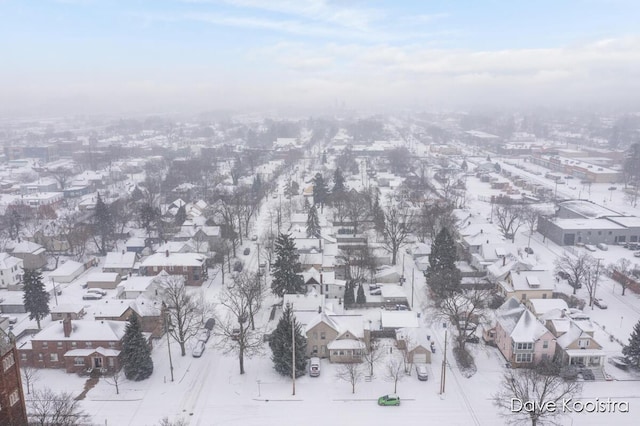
left=108, top=342, right=116, bottom=348
left=325, top=284, right=329, bottom=292
left=515, top=342, right=533, bottom=351
left=312, top=332, right=318, bottom=339
left=9, top=390, right=19, bottom=406
left=312, top=345, right=318, bottom=354
left=50, top=353, right=59, bottom=362
left=108, top=358, right=115, bottom=367
left=542, top=293, right=547, bottom=299
left=20, top=353, right=27, bottom=362
left=320, top=332, right=326, bottom=340
left=86, top=342, right=93, bottom=348
left=57, top=342, right=63, bottom=348
left=578, top=339, right=589, bottom=348
left=71, top=342, right=77, bottom=348
left=74, top=357, right=85, bottom=366
left=3, top=353, right=15, bottom=371
left=339, top=351, right=345, bottom=356
left=515, top=353, right=533, bottom=363
left=543, top=340, right=549, bottom=349
left=42, top=342, right=48, bottom=348
left=38, top=353, right=43, bottom=361
left=332, top=351, right=338, bottom=356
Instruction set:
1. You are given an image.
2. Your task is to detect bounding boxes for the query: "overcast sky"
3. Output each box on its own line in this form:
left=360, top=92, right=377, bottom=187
left=1, top=0, right=640, bottom=116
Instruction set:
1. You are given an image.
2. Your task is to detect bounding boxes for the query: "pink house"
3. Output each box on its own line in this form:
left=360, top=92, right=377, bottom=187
left=489, top=298, right=556, bottom=368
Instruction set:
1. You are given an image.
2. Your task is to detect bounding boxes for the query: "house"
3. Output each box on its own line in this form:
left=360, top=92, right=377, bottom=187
left=8, top=240, right=47, bottom=269
left=488, top=298, right=556, bottom=368
left=0, top=291, right=26, bottom=314
left=498, top=270, right=555, bottom=301
left=525, top=299, right=569, bottom=319
left=0, top=330, right=28, bottom=425
left=379, top=285, right=409, bottom=306
left=305, top=312, right=369, bottom=363
left=375, top=266, right=401, bottom=283
left=18, top=317, right=135, bottom=374
left=155, top=241, right=195, bottom=254
left=379, top=311, right=420, bottom=331
left=116, top=276, right=160, bottom=300
left=50, top=304, right=86, bottom=321
left=0, top=253, right=23, bottom=290
left=49, top=260, right=85, bottom=283
left=103, top=251, right=137, bottom=277
left=86, top=272, right=121, bottom=290
left=300, top=268, right=346, bottom=300
left=139, top=251, right=207, bottom=286
left=125, top=237, right=147, bottom=254
left=551, top=319, right=604, bottom=368
left=396, top=328, right=432, bottom=364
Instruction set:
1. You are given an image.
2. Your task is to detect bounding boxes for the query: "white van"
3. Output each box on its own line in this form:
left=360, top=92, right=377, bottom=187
left=309, top=357, right=320, bottom=377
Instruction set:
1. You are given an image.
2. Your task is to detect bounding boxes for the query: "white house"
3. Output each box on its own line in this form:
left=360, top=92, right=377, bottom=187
left=116, top=276, right=161, bottom=300
left=0, top=252, right=23, bottom=290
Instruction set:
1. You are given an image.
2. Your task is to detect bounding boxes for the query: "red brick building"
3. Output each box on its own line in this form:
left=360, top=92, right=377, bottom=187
left=0, top=331, right=28, bottom=426
left=139, top=251, right=208, bottom=286
left=18, top=317, right=129, bottom=374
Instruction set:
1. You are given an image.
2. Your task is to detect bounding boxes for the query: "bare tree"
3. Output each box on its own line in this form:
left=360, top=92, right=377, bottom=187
left=362, top=340, right=384, bottom=377
left=233, top=271, right=267, bottom=330
left=555, top=252, right=594, bottom=296
left=381, top=205, right=413, bottom=265
left=103, top=370, right=123, bottom=395
left=158, top=416, right=189, bottom=426
left=494, top=203, right=524, bottom=242
left=584, top=257, right=602, bottom=308
left=215, top=284, right=264, bottom=374
left=27, top=387, right=88, bottom=426
left=48, top=167, right=73, bottom=191
left=493, top=365, right=582, bottom=426
left=522, top=206, right=540, bottom=249
left=21, top=365, right=40, bottom=395
left=385, top=356, right=405, bottom=394
left=158, top=275, right=207, bottom=356
left=435, top=289, right=489, bottom=353
left=611, top=258, right=632, bottom=295
left=335, top=362, right=364, bottom=394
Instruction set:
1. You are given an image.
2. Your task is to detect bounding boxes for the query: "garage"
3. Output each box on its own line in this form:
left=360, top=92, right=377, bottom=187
left=412, top=353, right=429, bottom=364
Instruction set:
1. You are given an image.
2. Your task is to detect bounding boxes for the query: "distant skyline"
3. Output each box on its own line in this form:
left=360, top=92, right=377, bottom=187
left=2, top=0, right=640, bottom=116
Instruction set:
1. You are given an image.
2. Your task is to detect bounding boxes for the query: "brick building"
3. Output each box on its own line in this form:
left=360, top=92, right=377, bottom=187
left=0, top=330, right=28, bottom=426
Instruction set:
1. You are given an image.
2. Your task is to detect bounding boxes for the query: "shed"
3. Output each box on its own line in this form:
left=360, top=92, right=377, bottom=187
left=86, top=272, right=121, bottom=290
left=49, top=260, right=85, bottom=283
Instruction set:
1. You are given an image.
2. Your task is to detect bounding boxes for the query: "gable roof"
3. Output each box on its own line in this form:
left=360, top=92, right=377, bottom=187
left=104, top=251, right=137, bottom=269
left=33, top=319, right=126, bottom=342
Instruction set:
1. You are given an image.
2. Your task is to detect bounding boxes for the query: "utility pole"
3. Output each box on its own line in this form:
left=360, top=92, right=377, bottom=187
left=591, top=257, right=602, bottom=307
left=440, top=330, right=447, bottom=394
left=292, top=314, right=296, bottom=396
left=163, top=303, right=174, bottom=382
left=51, top=278, right=58, bottom=306
left=411, top=268, right=415, bottom=308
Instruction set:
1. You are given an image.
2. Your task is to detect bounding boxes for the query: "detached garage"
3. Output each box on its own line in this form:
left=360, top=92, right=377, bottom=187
left=86, top=272, right=121, bottom=290
left=49, top=260, right=85, bottom=283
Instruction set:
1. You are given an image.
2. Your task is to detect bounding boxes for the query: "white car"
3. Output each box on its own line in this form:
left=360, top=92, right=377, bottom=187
left=82, top=292, right=102, bottom=300
left=87, top=288, right=107, bottom=296
left=192, top=341, right=206, bottom=358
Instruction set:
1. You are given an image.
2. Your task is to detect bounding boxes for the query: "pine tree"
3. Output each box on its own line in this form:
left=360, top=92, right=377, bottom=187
left=93, top=192, right=114, bottom=255
left=356, top=283, right=366, bottom=304
left=22, top=268, right=50, bottom=329
left=333, top=168, right=346, bottom=195
left=303, top=197, right=311, bottom=213
left=271, top=233, right=305, bottom=297
left=427, top=227, right=461, bottom=301
left=174, top=204, right=187, bottom=226
left=623, top=320, right=640, bottom=368
left=461, top=160, right=468, bottom=171
left=306, top=205, right=321, bottom=238
left=312, top=173, right=329, bottom=207
left=122, top=314, right=154, bottom=381
left=269, top=303, right=307, bottom=377
left=343, top=280, right=356, bottom=306
left=372, top=195, right=385, bottom=233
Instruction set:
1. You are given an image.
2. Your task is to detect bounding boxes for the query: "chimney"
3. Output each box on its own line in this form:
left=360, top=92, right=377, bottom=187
left=63, top=315, right=72, bottom=338
left=165, top=250, right=169, bottom=258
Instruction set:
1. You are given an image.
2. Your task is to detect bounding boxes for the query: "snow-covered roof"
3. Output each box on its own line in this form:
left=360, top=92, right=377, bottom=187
left=117, top=276, right=157, bottom=293
left=49, top=260, right=84, bottom=277
left=380, top=285, right=407, bottom=298
left=92, top=300, right=134, bottom=318
left=305, top=312, right=339, bottom=333
left=141, top=252, right=206, bottom=267
left=104, top=251, right=137, bottom=269
left=0, top=252, right=22, bottom=270
left=156, top=241, right=194, bottom=254
left=10, top=240, right=46, bottom=255
left=327, top=339, right=365, bottom=350
left=283, top=293, right=325, bottom=312
left=380, top=311, right=420, bottom=329
left=64, top=347, right=120, bottom=357
left=527, top=299, right=568, bottom=317
left=509, top=270, right=555, bottom=291
left=32, top=319, right=126, bottom=342
left=510, top=310, right=549, bottom=343
left=50, top=304, right=85, bottom=314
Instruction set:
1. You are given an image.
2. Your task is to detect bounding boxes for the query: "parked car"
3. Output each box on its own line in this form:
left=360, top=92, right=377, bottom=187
left=243, top=247, right=250, bottom=256
left=369, top=289, right=382, bottom=296
left=82, top=292, right=102, bottom=300
left=309, top=357, right=321, bottom=377
left=585, top=245, right=597, bottom=252
left=416, top=365, right=428, bottom=381
left=369, top=284, right=380, bottom=290
left=557, top=271, right=570, bottom=280
left=233, top=260, right=244, bottom=272
left=251, top=235, right=258, bottom=241
left=87, top=288, right=107, bottom=296
left=524, top=247, right=534, bottom=254
left=594, top=298, right=608, bottom=309
left=192, top=340, right=206, bottom=358
left=466, top=334, right=480, bottom=344
left=634, top=251, right=640, bottom=258
left=204, top=318, right=216, bottom=331
left=596, top=243, right=608, bottom=251
left=395, top=304, right=409, bottom=311
left=378, top=394, right=401, bottom=406
left=197, top=329, right=210, bottom=343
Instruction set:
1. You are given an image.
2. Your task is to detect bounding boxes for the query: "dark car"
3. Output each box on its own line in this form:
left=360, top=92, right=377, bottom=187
left=243, top=247, right=250, bottom=255
left=204, top=318, right=216, bottom=331
left=557, top=271, right=570, bottom=280
left=370, top=289, right=382, bottom=296
left=524, top=247, right=534, bottom=254
left=466, top=335, right=480, bottom=344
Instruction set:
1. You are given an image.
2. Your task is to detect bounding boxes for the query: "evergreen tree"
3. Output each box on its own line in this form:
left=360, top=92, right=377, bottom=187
left=122, top=314, right=154, bottom=381
left=93, top=192, right=114, bottom=255
left=22, top=268, right=50, bottom=329
left=303, top=197, right=311, bottom=213
left=427, top=227, right=461, bottom=301
left=333, top=168, right=346, bottom=195
left=306, top=205, right=321, bottom=238
left=428, top=228, right=457, bottom=271
left=174, top=204, right=187, bottom=226
left=269, top=303, right=307, bottom=377
left=372, top=195, right=385, bottom=233
left=271, top=233, right=305, bottom=297
left=461, top=160, right=468, bottom=171
left=356, top=283, right=366, bottom=304
left=131, top=186, right=144, bottom=201
left=343, top=280, right=356, bottom=305
left=623, top=320, right=640, bottom=368
left=312, top=173, right=329, bottom=207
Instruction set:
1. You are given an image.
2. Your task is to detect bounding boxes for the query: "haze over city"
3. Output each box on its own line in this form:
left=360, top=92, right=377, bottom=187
left=2, top=0, right=640, bottom=116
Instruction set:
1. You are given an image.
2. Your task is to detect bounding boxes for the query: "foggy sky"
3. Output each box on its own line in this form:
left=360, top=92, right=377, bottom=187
left=2, top=0, right=640, bottom=117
